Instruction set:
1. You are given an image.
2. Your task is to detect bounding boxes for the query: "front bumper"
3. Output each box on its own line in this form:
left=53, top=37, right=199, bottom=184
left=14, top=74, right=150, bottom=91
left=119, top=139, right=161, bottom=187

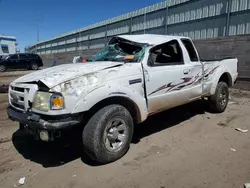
left=7, top=106, right=82, bottom=130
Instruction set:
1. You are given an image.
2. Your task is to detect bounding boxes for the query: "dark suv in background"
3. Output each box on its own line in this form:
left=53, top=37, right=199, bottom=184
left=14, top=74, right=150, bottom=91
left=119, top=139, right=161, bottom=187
left=0, top=53, right=43, bottom=72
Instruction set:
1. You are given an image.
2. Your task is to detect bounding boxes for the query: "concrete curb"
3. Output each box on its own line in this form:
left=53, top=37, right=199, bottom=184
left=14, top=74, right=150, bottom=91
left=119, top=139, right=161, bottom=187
left=0, top=84, right=9, bottom=93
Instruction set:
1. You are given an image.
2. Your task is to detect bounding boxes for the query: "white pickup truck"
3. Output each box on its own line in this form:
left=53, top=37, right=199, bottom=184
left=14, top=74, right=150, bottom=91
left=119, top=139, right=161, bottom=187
left=8, top=34, right=238, bottom=164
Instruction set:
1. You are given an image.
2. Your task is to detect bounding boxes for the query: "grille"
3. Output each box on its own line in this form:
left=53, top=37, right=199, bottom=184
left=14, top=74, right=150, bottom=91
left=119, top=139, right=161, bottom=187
left=11, top=101, right=25, bottom=110
left=9, top=87, right=26, bottom=111
left=11, top=86, right=25, bottom=92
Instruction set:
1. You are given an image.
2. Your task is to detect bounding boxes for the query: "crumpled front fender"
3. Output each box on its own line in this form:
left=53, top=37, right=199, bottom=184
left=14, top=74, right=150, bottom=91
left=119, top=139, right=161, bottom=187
left=72, top=83, right=148, bottom=123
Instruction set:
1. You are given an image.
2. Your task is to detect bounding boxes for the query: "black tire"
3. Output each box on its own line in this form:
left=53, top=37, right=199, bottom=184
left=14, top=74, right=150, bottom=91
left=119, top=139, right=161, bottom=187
left=82, top=105, right=134, bottom=164
left=19, top=123, right=25, bottom=130
left=209, top=82, right=229, bottom=113
left=0, top=64, right=6, bottom=72
left=30, top=62, right=38, bottom=70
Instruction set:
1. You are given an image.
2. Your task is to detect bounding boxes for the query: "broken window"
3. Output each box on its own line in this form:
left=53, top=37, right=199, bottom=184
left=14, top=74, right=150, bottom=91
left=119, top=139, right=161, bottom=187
left=90, top=37, right=147, bottom=62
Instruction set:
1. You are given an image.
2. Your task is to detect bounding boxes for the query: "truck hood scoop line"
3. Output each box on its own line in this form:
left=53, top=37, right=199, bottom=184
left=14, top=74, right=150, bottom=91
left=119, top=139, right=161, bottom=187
left=13, top=61, right=124, bottom=88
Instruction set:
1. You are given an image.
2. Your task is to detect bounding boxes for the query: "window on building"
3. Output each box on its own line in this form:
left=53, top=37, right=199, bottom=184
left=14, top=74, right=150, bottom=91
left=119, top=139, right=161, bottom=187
left=1, top=44, right=9, bottom=54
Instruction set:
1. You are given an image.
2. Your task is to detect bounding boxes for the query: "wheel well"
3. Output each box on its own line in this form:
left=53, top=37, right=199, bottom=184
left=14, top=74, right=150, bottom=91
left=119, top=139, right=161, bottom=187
left=219, top=72, right=232, bottom=87
left=87, top=96, right=141, bottom=124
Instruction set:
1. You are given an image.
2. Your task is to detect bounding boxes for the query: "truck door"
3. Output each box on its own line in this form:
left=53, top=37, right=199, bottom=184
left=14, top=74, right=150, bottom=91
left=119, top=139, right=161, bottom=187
left=144, top=39, right=194, bottom=114
left=180, top=38, right=203, bottom=100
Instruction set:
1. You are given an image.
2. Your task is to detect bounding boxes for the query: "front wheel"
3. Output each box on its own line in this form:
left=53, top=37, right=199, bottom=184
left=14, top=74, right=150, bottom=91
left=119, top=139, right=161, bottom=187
left=30, top=62, right=38, bottom=70
left=82, top=105, right=134, bottom=164
left=209, top=82, right=229, bottom=113
left=19, top=123, right=26, bottom=129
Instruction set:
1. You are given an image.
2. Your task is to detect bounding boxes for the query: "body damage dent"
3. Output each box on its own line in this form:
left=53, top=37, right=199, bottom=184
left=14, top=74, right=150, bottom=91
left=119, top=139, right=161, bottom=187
left=13, top=62, right=124, bottom=88
left=50, top=64, right=123, bottom=97
left=51, top=73, right=99, bottom=97
left=72, top=84, right=148, bottom=122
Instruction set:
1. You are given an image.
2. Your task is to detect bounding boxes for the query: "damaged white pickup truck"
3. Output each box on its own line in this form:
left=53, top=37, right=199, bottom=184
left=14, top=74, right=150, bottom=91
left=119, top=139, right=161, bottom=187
left=8, top=34, right=238, bottom=164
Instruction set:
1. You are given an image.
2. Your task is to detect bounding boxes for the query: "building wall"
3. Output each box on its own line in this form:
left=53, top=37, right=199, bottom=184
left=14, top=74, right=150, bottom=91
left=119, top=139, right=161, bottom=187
left=194, top=34, right=250, bottom=78
left=26, top=0, right=250, bottom=55
left=0, top=36, right=17, bottom=55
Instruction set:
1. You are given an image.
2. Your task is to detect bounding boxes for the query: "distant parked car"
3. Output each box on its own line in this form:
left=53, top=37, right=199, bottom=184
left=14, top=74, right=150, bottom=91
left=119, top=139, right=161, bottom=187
left=0, top=53, right=43, bottom=72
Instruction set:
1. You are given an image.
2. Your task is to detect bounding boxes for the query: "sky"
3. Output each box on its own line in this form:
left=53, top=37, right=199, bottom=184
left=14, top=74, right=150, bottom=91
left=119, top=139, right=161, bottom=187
left=0, top=0, right=163, bottom=52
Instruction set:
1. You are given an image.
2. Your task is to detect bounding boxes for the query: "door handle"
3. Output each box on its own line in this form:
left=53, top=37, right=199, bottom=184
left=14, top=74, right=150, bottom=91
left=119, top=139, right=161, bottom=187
left=183, top=69, right=190, bottom=74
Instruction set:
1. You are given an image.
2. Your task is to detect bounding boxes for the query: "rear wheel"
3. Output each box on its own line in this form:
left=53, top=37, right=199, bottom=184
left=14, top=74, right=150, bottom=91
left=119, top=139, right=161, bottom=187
left=209, top=82, right=229, bottom=113
left=30, top=62, right=38, bottom=70
left=82, top=105, right=134, bottom=164
left=0, top=64, right=6, bottom=72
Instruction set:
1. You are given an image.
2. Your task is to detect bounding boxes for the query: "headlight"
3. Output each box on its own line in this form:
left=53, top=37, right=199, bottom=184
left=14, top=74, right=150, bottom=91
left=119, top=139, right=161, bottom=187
left=33, top=91, right=64, bottom=111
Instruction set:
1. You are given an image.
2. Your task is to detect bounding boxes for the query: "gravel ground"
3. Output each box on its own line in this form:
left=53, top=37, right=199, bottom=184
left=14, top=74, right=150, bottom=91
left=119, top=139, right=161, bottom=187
left=0, top=89, right=250, bottom=188
left=0, top=70, right=34, bottom=86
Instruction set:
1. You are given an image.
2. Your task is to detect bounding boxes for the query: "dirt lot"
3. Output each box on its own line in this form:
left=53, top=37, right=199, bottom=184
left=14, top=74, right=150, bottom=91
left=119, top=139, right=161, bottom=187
left=0, top=71, right=34, bottom=86
left=0, top=89, right=250, bottom=188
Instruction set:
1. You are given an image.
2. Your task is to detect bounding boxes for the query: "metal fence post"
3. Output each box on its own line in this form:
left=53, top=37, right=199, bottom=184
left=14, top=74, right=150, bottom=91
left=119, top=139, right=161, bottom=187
left=56, top=39, right=59, bottom=54
left=144, top=10, right=146, bottom=34
left=105, top=24, right=108, bottom=46
left=165, top=3, right=169, bottom=35
left=78, top=31, right=81, bottom=54
left=88, top=35, right=90, bottom=50
left=129, top=16, right=132, bottom=34
left=226, top=0, right=232, bottom=36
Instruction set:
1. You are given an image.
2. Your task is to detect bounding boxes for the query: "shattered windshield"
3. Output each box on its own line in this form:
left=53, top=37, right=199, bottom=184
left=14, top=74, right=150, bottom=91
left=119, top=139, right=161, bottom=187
left=90, top=38, right=147, bottom=62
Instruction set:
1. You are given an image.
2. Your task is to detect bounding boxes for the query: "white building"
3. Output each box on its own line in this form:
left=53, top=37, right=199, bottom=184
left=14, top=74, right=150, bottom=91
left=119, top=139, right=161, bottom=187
left=0, top=35, right=18, bottom=55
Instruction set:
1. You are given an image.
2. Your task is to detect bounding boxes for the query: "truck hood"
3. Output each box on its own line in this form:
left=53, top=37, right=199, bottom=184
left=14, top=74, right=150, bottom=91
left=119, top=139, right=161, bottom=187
left=13, top=61, right=123, bottom=88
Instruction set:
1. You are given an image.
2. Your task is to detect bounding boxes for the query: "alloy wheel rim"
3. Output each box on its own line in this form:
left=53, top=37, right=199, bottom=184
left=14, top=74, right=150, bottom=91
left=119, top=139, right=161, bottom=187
left=103, top=117, right=128, bottom=152
left=219, top=89, right=227, bottom=108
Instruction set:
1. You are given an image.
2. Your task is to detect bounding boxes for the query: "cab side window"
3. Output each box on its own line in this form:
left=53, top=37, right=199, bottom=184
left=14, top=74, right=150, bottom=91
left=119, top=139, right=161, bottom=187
left=181, top=39, right=199, bottom=62
left=148, top=40, right=184, bottom=66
